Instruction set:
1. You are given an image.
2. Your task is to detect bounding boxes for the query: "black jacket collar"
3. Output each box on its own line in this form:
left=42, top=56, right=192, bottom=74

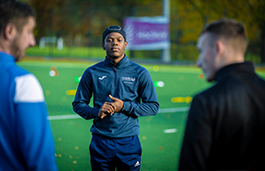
left=215, top=62, right=255, bottom=82
left=103, top=54, right=130, bottom=68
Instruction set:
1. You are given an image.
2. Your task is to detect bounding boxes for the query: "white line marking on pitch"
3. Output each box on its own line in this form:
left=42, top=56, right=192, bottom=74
left=48, top=115, right=81, bottom=120
left=164, top=129, right=178, bottom=133
left=47, top=107, right=190, bottom=121
left=158, top=107, right=189, bottom=113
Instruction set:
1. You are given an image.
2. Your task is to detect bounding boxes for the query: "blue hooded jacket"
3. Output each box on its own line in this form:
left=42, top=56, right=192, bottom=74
left=72, top=55, right=159, bottom=138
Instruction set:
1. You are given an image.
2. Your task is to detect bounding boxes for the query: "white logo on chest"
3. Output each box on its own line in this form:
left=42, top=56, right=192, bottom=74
left=99, top=76, right=107, bottom=80
left=122, top=76, right=135, bottom=84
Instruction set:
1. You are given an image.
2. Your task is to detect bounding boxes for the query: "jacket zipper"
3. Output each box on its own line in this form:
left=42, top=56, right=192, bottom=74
left=114, top=67, right=117, bottom=90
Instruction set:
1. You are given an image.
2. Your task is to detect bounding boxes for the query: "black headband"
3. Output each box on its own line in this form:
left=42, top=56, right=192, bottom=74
left=102, top=25, right=126, bottom=42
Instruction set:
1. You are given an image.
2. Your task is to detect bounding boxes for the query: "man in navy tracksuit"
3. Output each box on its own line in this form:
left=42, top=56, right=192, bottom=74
left=72, top=25, right=159, bottom=170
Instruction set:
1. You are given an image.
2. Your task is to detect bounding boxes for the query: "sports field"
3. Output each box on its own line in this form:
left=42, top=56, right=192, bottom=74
left=18, top=59, right=265, bottom=171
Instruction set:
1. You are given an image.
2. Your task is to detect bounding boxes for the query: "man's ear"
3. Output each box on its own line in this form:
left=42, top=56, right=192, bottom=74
left=4, top=23, right=17, bottom=40
left=216, top=40, right=225, bottom=58
left=124, top=41, right=128, bottom=49
left=102, top=42, right=106, bottom=50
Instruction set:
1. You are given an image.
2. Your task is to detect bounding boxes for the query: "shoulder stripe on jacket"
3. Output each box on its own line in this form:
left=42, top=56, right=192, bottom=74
left=14, top=74, right=44, bottom=103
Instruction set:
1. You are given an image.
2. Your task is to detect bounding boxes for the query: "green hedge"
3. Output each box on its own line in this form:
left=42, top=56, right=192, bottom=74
left=25, top=46, right=106, bottom=59
left=25, top=45, right=262, bottom=64
left=171, top=44, right=199, bottom=61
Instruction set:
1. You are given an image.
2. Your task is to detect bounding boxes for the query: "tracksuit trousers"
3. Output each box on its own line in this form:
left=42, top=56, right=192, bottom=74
left=89, top=134, right=142, bottom=171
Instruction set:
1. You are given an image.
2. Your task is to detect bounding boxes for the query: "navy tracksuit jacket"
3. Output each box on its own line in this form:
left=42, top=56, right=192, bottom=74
left=73, top=55, right=159, bottom=138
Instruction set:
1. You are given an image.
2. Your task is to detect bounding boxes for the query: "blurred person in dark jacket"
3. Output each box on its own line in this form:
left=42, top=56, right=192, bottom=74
left=178, top=18, right=265, bottom=170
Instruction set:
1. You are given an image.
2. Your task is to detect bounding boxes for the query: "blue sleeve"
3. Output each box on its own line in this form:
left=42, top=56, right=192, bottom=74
left=72, top=69, right=99, bottom=119
left=16, top=102, right=58, bottom=171
left=14, top=74, right=57, bottom=171
left=121, top=69, right=159, bottom=117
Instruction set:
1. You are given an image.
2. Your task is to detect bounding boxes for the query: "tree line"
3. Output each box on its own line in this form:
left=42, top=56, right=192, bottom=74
left=23, top=0, right=265, bottom=63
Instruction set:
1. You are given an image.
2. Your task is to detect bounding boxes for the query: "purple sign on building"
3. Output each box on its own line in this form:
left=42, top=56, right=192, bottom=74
left=123, top=17, right=170, bottom=50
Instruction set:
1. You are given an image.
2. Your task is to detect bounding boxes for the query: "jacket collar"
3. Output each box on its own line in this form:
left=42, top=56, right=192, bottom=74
left=0, top=52, right=15, bottom=62
left=215, top=62, right=255, bottom=82
left=103, top=54, right=130, bottom=68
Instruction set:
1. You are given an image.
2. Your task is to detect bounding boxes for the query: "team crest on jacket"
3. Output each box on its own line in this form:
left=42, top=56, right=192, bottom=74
left=122, top=76, right=135, bottom=84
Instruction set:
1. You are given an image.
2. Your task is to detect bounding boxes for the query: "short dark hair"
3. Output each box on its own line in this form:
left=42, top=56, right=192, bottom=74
left=0, top=0, right=35, bottom=33
left=201, top=18, right=247, bottom=53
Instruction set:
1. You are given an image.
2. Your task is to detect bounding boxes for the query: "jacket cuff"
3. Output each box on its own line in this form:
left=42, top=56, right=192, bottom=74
left=91, top=108, right=99, bottom=118
left=121, top=101, right=131, bottom=113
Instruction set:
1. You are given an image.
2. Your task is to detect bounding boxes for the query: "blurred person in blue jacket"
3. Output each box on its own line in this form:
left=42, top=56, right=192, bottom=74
left=73, top=25, right=159, bottom=171
left=0, top=0, right=57, bottom=170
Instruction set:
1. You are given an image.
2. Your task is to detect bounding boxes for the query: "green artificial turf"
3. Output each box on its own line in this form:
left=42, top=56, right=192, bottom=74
left=18, top=59, right=265, bottom=171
